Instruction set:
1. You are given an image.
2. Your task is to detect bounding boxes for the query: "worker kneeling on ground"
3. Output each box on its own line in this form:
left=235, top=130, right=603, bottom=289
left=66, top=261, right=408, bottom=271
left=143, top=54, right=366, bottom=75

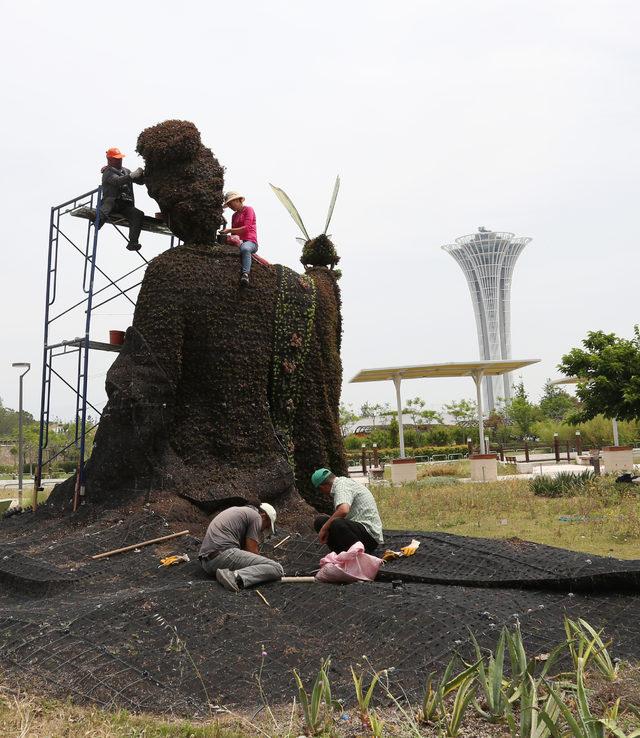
left=311, top=468, right=384, bottom=554
left=97, top=147, right=145, bottom=251
left=198, top=503, right=283, bottom=592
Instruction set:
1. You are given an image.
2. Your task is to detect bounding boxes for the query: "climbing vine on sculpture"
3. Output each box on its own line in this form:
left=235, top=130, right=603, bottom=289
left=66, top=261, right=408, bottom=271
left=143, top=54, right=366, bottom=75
left=269, top=266, right=317, bottom=467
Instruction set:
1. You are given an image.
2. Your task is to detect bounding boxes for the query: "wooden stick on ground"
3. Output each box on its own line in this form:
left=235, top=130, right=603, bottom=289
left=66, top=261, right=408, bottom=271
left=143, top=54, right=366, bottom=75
left=280, top=576, right=316, bottom=583
left=255, top=589, right=271, bottom=607
left=273, top=535, right=291, bottom=549
left=91, top=530, right=190, bottom=560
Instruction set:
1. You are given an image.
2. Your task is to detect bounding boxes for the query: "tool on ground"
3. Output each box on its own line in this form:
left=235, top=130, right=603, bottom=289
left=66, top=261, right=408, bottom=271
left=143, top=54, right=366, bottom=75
left=280, top=576, right=316, bottom=582
left=159, top=553, right=190, bottom=567
left=382, top=538, right=421, bottom=562
left=91, top=530, right=190, bottom=560
left=256, top=589, right=271, bottom=607
left=273, top=535, right=291, bottom=549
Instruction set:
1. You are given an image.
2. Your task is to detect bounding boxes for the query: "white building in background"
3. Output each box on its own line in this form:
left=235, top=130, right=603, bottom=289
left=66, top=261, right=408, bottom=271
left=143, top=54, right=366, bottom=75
left=442, top=228, right=531, bottom=412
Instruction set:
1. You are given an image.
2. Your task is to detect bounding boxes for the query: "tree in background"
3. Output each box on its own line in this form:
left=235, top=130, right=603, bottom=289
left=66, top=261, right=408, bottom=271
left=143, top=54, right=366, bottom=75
left=387, top=415, right=399, bottom=447
left=532, top=416, right=640, bottom=448
left=504, top=379, right=541, bottom=440
left=559, top=328, right=640, bottom=422
left=484, top=408, right=512, bottom=445
left=405, top=396, right=443, bottom=426
left=539, top=379, right=577, bottom=422
left=442, top=399, right=477, bottom=427
left=442, top=399, right=477, bottom=444
left=338, top=403, right=359, bottom=438
left=0, top=397, right=35, bottom=438
left=405, top=397, right=425, bottom=426
left=359, top=402, right=389, bottom=428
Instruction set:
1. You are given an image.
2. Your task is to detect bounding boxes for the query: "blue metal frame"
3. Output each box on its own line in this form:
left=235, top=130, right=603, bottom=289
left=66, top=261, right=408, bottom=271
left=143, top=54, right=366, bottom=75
left=35, top=189, right=177, bottom=498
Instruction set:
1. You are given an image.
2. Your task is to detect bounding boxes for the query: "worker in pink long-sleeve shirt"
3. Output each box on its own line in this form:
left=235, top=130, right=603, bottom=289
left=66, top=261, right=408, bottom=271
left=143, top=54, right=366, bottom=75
left=221, top=191, right=258, bottom=287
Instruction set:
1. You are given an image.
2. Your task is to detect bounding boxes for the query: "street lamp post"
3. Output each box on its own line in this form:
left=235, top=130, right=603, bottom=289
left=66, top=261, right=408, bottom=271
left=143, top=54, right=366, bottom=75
left=11, top=362, right=31, bottom=507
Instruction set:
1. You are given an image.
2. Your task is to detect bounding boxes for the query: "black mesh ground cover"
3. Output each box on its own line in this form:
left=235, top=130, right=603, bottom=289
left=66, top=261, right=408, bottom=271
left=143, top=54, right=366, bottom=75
left=1, top=509, right=640, bottom=714
left=261, top=530, right=640, bottom=592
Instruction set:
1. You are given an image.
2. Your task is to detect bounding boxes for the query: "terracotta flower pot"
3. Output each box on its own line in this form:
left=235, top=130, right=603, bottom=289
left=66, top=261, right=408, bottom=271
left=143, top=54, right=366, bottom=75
left=109, top=330, right=126, bottom=346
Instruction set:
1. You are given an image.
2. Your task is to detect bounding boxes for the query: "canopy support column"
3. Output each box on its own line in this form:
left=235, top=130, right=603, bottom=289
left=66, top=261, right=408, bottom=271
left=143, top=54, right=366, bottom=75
left=392, top=373, right=406, bottom=458
left=612, top=418, right=619, bottom=447
left=471, top=369, right=485, bottom=454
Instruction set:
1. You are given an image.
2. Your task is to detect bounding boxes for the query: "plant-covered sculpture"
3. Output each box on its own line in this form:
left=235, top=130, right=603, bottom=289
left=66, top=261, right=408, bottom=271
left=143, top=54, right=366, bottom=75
left=49, top=120, right=346, bottom=515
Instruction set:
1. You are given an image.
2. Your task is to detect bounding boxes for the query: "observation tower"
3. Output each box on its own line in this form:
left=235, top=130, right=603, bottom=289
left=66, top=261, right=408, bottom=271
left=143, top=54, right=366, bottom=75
left=442, top=227, right=531, bottom=411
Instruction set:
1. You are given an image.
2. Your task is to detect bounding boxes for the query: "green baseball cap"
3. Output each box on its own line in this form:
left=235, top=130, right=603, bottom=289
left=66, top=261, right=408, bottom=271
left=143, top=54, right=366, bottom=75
left=311, top=468, right=332, bottom=488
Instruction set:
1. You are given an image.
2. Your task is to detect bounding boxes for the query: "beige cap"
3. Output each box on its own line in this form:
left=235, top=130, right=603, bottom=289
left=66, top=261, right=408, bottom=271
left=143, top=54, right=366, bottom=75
left=259, top=502, right=277, bottom=536
left=223, top=191, right=244, bottom=207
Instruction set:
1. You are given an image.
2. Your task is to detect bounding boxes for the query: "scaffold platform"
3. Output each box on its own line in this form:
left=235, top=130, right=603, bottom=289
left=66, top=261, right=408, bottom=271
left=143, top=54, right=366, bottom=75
left=35, top=187, right=176, bottom=500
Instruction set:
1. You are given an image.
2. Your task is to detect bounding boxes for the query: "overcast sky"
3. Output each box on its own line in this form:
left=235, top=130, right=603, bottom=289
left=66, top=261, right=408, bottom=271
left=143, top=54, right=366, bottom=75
left=1, top=0, right=639, bottom=422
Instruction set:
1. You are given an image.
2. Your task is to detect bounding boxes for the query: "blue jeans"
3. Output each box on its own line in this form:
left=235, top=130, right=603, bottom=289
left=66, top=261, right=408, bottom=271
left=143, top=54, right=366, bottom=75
left=240, top=241, right=258, bottom=274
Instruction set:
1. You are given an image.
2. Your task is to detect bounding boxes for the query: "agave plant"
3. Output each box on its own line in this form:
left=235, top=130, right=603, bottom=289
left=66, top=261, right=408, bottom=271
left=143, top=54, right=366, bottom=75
left=564, top=617, right=620, bottom=682
left=418, top=657, right=480, bottom=724
left=270, top=176, right=341, bottom=268
left=293, top=658, right=341, bottom=736
left=506, top=674, right=560, bottom=738
left=470, top=626, right=523, bottom=723
left=439, top=672, right=477, bottom=737
left=351, top=665, right=385, bottom=734
left=539, top=659, right=640, bottom=738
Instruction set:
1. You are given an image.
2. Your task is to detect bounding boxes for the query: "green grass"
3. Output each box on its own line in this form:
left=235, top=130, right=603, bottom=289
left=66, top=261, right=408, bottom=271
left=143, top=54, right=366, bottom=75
left=0, top=488, right=51, bottom=505
left=372, top=476, right=640, bottom=558
left=0, top=691, right=253, bottom=737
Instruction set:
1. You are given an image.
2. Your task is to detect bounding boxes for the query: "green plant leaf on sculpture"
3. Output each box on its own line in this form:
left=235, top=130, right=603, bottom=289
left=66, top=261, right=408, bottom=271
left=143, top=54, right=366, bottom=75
left=269, top=183, right=311, bottom=241
left=324, top=175, right=340, bottom=234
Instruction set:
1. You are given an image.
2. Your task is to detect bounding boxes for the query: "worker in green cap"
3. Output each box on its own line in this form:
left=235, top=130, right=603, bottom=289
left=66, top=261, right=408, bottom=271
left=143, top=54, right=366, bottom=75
left=311, top=468, right=383, bottom=554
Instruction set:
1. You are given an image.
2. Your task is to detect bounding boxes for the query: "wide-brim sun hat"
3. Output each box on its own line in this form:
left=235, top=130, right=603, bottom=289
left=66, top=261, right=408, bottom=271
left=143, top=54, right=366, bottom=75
left=223, top=191, right=244, bottom=207
left=259, top=502, right=277, bottom=536
left=311, top=468, right=332, bottom=488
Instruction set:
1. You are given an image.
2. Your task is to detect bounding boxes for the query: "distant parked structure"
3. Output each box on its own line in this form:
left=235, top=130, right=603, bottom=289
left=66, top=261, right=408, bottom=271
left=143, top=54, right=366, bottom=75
left=442, top=227, right=531, bottom=411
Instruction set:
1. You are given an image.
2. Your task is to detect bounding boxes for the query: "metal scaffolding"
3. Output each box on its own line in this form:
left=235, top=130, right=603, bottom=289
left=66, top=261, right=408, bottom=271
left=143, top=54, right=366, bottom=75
left=442, top=228, right=531, bottom=411
left=35, top=188, right=176, bottom=504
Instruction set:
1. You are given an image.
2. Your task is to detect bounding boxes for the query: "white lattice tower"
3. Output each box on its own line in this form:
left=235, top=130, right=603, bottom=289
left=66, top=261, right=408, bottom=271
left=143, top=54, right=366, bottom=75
left=442, top=229, right=531, bottom=411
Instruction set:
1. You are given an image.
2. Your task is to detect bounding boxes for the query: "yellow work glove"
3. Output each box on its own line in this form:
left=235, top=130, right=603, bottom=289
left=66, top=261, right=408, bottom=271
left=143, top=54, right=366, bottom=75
left=382, top=550, right=400, bottom=562
left=400, top=539, right=420, bottom=557
left=159, top=554, right=189, bottom=567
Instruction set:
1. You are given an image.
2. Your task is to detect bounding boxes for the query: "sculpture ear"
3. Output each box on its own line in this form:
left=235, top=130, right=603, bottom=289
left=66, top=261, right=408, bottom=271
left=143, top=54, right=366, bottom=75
left=137, top=120, right=202, bottom=167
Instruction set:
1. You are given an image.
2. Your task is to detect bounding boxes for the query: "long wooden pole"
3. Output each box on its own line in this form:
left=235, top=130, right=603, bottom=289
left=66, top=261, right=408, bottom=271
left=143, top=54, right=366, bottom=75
left=91, top=530, right=189, bottom=560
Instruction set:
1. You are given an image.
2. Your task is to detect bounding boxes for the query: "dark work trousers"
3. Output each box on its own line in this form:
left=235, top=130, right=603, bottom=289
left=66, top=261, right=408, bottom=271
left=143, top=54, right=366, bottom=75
left=97, top=202, right=144, bottom=246
left=314, top=514, right=378, bottom=554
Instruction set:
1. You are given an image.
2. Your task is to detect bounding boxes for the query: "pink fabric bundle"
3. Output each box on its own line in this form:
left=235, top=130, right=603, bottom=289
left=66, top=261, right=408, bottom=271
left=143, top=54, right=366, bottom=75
left=315, top=542, right=383, bottom=584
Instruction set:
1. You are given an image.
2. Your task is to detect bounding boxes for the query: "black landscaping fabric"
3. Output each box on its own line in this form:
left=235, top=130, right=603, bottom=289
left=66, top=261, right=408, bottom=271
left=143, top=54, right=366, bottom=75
left=262, top=531, right=640, bottom=592
left=0, top=509, right=639, bottom=715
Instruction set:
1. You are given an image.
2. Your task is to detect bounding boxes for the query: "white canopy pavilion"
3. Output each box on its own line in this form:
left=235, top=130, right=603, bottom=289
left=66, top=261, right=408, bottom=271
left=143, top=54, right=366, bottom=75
left=350, top=359, right=540, bottom=456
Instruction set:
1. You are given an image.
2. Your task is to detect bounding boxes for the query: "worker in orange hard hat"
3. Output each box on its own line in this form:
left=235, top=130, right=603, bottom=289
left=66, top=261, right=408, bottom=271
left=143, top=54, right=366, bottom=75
left=96, top=147, right=146, bottom=251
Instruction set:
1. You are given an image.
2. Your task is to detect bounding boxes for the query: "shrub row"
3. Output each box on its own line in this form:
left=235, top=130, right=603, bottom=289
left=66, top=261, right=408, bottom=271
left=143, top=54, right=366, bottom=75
left=345, top=444, right=468, bottom=464
left=530, top=470, right=594, bottom=497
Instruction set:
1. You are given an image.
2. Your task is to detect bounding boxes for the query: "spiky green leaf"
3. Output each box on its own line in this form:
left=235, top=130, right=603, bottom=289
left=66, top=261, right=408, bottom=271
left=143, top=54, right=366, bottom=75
left=324, top=175, right=340, bottom=234
left=269, top=183, right=310, bottom=240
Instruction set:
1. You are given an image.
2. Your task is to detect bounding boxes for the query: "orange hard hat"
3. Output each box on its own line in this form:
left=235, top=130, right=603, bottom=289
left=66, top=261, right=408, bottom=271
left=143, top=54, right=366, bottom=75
left=105, top=147, right=125, bottom=159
